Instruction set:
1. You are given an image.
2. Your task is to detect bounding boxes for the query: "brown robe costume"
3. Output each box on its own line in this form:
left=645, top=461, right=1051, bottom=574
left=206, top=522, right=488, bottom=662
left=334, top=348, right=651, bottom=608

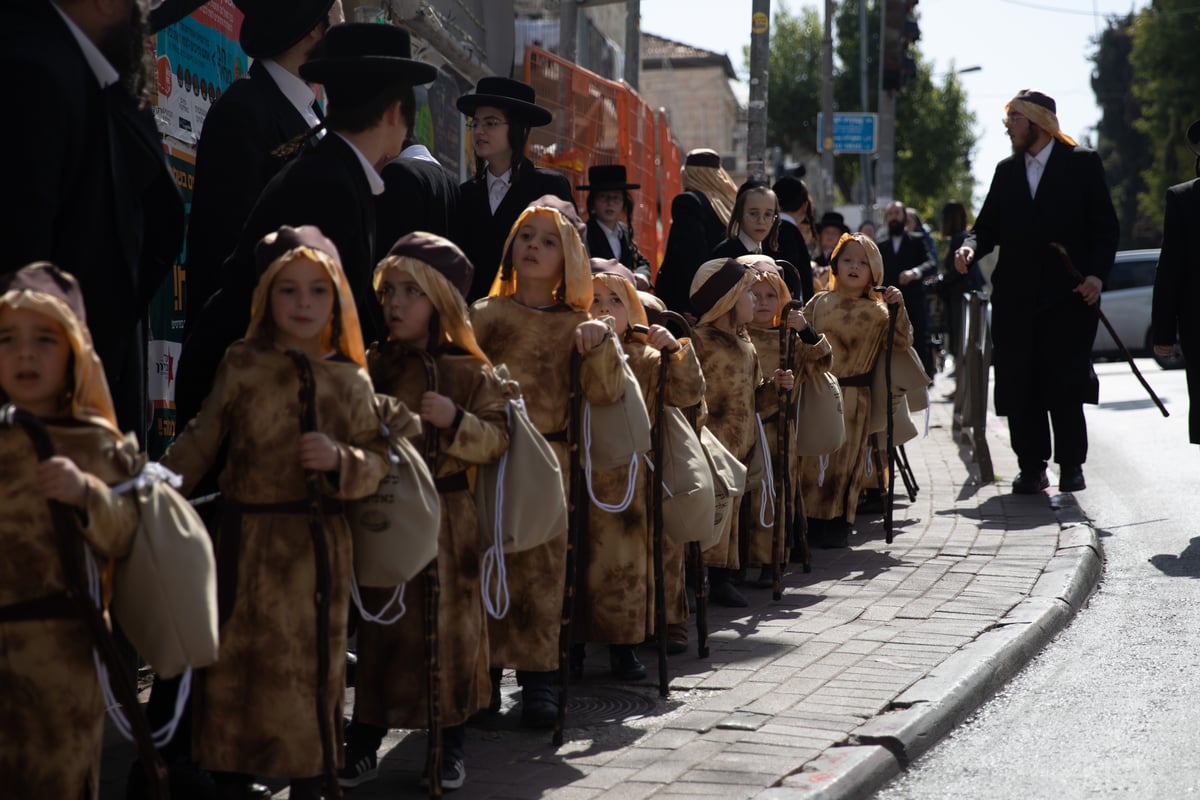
left=470, top=296, right=624, bottom=670
left=0, top=424, right=140, bottom=800
left=161, top=340, right=390, bottom=779
left=690, top=325, right=767, bottom=569
left=574, top=337, right=706, bottom=644
left=798, top=291, right=912, bottom=524
left=355, top=343, right=509, bottom=728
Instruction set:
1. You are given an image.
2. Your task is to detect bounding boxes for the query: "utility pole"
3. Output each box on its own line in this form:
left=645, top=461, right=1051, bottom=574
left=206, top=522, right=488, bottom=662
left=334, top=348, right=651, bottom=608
left=876, top=0, right=895, bottom=205
left=560, top=0, right=578, bottom=63
left=859, top=0, right=872, bottom=222
left=820, top=0, right=835, bottom=211
left=624, top=0, right=640, bottom=89
left=746, top=0, right=771, bottom=181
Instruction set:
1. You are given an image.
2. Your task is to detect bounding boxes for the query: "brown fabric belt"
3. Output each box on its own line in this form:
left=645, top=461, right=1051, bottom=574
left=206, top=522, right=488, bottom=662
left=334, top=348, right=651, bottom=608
left=838, top=371, right=872, bottom=387
left=0, top=590, right=76, bottom=622
left=541, top=428, right=568, bottom=443
left=435, top=471, right=469, bottom=493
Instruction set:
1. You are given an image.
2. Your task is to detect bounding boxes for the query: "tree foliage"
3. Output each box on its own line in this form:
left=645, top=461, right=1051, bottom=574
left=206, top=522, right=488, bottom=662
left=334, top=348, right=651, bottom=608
left=759, top=2, right=823, bottom=158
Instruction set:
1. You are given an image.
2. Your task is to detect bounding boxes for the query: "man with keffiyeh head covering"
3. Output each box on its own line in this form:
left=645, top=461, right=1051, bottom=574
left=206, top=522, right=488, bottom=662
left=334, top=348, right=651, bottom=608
left=955, top=89, right=1119, bottom=495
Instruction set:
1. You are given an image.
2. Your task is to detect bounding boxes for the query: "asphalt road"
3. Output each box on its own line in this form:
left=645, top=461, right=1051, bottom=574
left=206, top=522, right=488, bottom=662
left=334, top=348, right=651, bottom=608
left=874, top=358, right=1200, bottom=799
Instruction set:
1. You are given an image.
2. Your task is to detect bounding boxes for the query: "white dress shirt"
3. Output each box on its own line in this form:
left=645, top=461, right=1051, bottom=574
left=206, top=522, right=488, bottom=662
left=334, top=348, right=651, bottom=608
left=487, top=169, right=512, bottom=214
left=597, top=220, right=622, bottom=259
left=334, top=133, right=386, bottom=196
left=738, top=231, right=762, bottom=254
left=262, top=59, right=323, bottom=135
left=1025, top=141, right=1053, bottom=198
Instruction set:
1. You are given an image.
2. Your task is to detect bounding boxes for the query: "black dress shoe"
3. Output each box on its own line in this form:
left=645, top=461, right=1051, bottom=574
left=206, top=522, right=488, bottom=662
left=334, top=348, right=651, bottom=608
left=1058, top=465, right=1086, bottom=492
left=820, top=518, right=850, bottom=549
left=608, top=645, right=647, bottom=681
left=708, top=579, right=748, bottom=608
left=519, top=683, right=559, bottom=729
left=1012, top=470, right=1049, bottom=494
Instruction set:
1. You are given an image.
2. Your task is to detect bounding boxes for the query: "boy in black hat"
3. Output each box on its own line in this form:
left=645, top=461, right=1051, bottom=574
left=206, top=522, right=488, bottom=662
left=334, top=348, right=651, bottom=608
left=578, top=164, right=652, bottom=287
left=454, top=76, right=575, bottom=302
left=813, top=210, right=850, bottom=267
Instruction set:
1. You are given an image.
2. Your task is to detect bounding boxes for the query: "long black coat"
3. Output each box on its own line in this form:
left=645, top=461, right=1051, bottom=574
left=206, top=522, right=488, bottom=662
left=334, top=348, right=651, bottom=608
left=457, top=159, right=574, bottom=302
left=585, top=218, right=650, bottom=282
left=376, top=149, right=461, bottom=250
left=878, top=230, right=937, bottom=374
left=176, top=134, right=381, bottom=428
left=714, top=236, right=807, bottom=304
left=0, top=0, right=185, bottom=435
left=767, top=219, right=814, bottom=302
left=655, top=190, right=727, bottom=314
left=184, top=60, right=318, bottom=333
left=964, top=141, right=1119, bottom=415
left=1151, top=178, right=1200, bottom=442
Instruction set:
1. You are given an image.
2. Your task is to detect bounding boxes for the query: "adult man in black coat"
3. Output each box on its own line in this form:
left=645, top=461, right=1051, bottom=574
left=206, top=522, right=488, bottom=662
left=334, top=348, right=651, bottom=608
left=768, top=175, right=814, bottom=301
left=455, top=77, right=574, bottom=301
left=376, top=133, right=461, bottom=250
left=182, top=0, right=339, bottom=337
left=1151, top=119, right=1200, bottom=444
left=0, top=0, right=185, bottom=438
left=956, top=89, right=1119, bottom=494
left=175, top=23, right=437, bottom=427
left=878, top=200, right=938, bottom=377
left=654, top=150, right=733, bottom=314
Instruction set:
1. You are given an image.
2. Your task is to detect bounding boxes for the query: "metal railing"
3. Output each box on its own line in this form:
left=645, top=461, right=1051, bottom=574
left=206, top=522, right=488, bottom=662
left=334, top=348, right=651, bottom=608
left=951, top=291, right=993, bottom=482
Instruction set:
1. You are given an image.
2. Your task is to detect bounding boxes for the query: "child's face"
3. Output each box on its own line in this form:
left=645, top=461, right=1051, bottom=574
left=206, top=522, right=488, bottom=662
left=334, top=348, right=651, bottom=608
left=819, top=226, right=841, bottom=253
left=378, top=271, right=434, bottom=348
left=833, top=241, right=873, bottom=295
left=733, top=285, right=757, bottom=326
left=511, top=214, right=564, bottom=283
left=740, top=192, right=777, bottom=244
left=750, top=280, right=780, bottom=326
left=0, top=306, right=72, bottom=416
left=590, top=279, right=629, bottom=334
left=591, top=191, right=624, bottom=227
left=269, top=256, right=336, bottom=350
left=471, top=104, right=511, bottom=162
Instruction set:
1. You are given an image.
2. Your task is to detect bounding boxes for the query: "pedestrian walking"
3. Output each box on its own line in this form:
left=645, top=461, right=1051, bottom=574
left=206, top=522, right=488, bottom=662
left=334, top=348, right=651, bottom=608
left=878, top=200, right=938, bottom=379
left=955, top=89, right=1119, bottom=493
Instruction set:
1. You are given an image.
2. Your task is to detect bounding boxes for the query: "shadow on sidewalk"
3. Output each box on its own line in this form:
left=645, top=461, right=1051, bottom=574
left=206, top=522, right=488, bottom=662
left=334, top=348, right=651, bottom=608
left=932, top=494, right=1053, bottom=531
left=1149, top=536, right=1200, bottom=578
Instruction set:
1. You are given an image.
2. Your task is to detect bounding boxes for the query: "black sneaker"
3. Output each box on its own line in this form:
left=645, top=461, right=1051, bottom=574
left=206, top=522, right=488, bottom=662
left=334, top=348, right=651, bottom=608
left=337, top=747, right=378, bottom=788
left=420, top=757, right=466, bottom=791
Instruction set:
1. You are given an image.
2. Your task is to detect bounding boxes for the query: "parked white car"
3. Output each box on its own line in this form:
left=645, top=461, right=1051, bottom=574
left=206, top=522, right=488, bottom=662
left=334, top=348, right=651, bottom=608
left=1093, top=248, right=1185, bottom=370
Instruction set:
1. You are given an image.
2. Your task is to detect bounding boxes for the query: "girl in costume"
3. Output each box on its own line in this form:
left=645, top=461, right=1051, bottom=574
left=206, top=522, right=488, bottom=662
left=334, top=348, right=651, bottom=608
left=572, top=258, right=705, bottom=678
left=798, top=233, right=910, bottom=549
left=469, top=196, right=626, bottom=728
left=161, top=225, right=391, bottom=800
left=687, top=258, right=793, bottom=608
left=0, top=264, right=142, bottom=800
left=341, top=232, right=510, bottom=791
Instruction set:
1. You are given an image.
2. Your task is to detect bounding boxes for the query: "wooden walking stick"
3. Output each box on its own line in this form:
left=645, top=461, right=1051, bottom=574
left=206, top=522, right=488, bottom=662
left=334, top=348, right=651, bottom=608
left=555, top=349, right=586, bottom=746
left=283, top=349, right=343, bottom=800
left=641, top=323, right=670, bottom=698
left=873, top=291, right=900, bottom=545
left=0, top=405, right=170, bottom=800
left=1048, top=242, right=1169, bottom=417
left=773, top=300, right=808, bottom=598
left=408, top=349, right=444, bottom=798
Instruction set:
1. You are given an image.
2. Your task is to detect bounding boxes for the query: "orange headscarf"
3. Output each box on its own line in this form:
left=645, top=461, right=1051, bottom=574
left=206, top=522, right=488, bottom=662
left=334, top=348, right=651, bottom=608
left=491, top=203, right=594, bottom=312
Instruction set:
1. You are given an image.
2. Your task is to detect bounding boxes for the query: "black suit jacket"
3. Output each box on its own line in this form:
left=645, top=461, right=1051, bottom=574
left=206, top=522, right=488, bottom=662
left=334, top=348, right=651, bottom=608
left=767, top=219, right=813, bottom=301
left=184, top=60, right=317, bottom=332
left=964, top=141, right=1119, bottom=412
left=377, top=151, right=461, bottom=250
left=655, top=190, right=728, bottom=314
left=176, top=134, right=380, bottom=426
left=0, top=0, right=185, bottom=434
left=713, top=237, right=807, bottom=305
left=877, top=231, right=937, bottom=335
left=586, top=218, right=650, bottom=280
left=457, top=159, right=575, bottom=302
left=1151, top=178, right=1199, bottom=441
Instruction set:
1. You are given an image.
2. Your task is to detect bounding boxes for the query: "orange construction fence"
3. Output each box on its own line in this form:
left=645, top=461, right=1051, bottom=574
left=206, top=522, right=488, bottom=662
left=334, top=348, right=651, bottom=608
left=522, top=46, right=682, bottom=278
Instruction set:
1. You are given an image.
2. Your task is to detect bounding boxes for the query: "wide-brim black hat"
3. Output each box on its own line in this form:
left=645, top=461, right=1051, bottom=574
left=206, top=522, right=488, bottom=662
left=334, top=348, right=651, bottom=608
left=457, top=76, right=553, bottom=127
left=815, top=210, right=849, bottom=233
left=1187, top=119, right=1200, bottom=157
left=235, top=0, right=335, bottom=59
left=299, top=23, right=438, bottom=86
left=578, top=164, right=639, bottom=192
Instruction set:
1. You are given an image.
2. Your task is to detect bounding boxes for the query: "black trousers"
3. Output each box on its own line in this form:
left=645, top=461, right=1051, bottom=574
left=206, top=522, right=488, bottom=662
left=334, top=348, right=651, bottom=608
left=1007, top=400, right=1088, bottom=471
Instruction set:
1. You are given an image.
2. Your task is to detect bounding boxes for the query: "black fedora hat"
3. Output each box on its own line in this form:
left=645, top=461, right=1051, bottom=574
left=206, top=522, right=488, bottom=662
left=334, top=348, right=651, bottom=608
left=578, top=164, right=640, bottom=192
left=456, top=76, right=553, bottom=127
left=815, top=210, right=849, bottom=233
left=235, top=0, right=335, bottom=59
left=299, top=23, right=438, bottom=86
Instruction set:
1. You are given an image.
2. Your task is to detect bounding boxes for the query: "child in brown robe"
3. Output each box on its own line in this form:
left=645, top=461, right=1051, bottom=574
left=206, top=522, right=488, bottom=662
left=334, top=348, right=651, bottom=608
left=0, top=264, right=142, bottom=800
left=161, top=226, right=391, bottom=799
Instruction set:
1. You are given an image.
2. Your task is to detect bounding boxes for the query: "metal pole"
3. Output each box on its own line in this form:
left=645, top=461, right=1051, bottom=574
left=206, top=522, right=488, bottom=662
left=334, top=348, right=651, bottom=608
left=820, top=0, right=836, bottom=210
left=561, top=0, right=578, bottom=63
left=624, top=0, right=640, bottom=89
left=876, top=0, right=895, bottom=205
left=747, top=0, right=771, bottom=181
left=859, top=0, right=872, bottom=221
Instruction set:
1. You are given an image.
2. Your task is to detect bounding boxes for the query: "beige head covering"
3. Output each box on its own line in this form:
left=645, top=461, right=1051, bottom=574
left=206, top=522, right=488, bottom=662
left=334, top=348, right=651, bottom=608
left=737, top=254, right=792, bottom=326
left=1005, top=89, right=1077, bottom=147
left=245, top=226, right=367, bottom=368
left=592, top=271, right=649, bottom=340
left=491, top=203, right=594, bottom=312
left=829, top=233, right=884, bottom=301
left=373, top=242, right=491, bottom=365
left=0, top=263, right=121, bottom=438
left=689, top=257, right=759, bottom=327
left=681, top=148, right=739, bottom=227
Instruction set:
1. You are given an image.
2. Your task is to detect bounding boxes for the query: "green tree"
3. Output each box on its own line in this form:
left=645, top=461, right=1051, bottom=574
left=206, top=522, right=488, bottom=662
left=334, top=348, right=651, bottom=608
left=759, top=2, right=823, bottom=158
left=1129, top=0, right=1200, bottom=236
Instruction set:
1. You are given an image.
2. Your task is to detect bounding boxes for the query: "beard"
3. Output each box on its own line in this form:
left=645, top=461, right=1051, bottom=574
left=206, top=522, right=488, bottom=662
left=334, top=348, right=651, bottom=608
left=98, top=1, right=154, bottom=104
left=1009, top=124, right=1037, bottom=155
left=887, top=219, right=906, bottom=237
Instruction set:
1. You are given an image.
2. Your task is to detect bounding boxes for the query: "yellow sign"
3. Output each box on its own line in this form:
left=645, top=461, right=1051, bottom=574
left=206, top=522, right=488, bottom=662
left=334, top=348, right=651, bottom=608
left=752, top=12, right=769, bottom=35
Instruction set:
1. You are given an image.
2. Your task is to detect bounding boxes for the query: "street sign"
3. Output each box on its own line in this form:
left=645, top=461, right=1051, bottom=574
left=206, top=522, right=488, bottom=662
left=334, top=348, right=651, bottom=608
left=816, top=112, right=879, bottom=154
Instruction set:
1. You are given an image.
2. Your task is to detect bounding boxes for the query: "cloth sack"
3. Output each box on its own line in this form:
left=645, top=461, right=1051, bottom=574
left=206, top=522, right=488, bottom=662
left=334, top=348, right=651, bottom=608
left=868, top=367, right=920, bottom=445
left=892, top=344, right=932, bottom=412
left=698, top=425, right=748, bottom=550
left=111, top=462, right=218, bottom=679
left=582, top=353, right=652, bottom=470
left=654, top=406, right=717, bottom=547
left=792, top=370, right=846, bottom=456
left=347, top=395, right=440, bottom=587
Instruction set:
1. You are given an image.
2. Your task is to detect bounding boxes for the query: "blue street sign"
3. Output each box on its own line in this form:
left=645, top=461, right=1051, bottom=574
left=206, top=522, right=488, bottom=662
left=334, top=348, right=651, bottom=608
left=816, top=112, right=878, bottom=154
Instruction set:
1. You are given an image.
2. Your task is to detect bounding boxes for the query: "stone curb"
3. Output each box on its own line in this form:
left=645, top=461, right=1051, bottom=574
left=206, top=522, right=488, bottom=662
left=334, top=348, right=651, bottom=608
left=753, top=504, right=1103, bottom=800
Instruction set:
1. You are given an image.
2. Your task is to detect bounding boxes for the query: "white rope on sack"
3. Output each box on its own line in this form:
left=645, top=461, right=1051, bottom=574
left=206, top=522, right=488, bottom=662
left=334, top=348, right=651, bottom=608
left=347, top=429, right=409, bottom=626
left=86, top=543, right=190, bottom=749
left=817, top=454, right=830, bottom=487
left=480, top=399, right=520, bottom=621
left=582, top=401, right=639, bottom=512
left=754, top=414, right=775, bottom=528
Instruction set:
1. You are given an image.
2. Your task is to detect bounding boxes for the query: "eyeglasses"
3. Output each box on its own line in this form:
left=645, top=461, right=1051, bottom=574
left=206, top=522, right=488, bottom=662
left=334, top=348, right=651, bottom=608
left=467, top=117, right=508, bottom=131
left=1002, top=114, right=1027, bottom=129
left=745, top=210, right=779, bottom=223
